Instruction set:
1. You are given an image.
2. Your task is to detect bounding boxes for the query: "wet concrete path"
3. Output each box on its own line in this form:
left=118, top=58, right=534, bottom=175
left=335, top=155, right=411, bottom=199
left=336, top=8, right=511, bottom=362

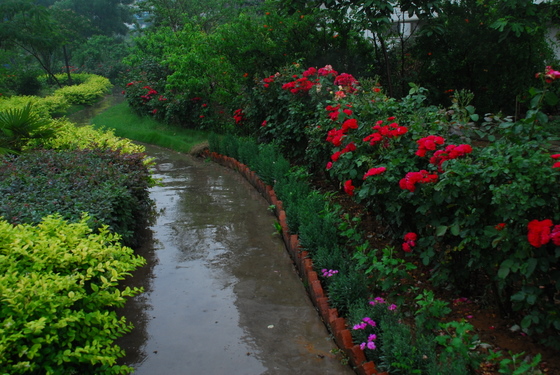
left=117, top=144, right=354, bottom=374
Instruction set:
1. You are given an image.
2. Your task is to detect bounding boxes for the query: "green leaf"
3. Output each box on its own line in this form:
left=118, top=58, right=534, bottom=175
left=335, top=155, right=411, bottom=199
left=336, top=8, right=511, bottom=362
left=450, top=224, right=460, bottom=236
left=498, top=259, right=514, bottom=279
left=525, top=258, right=538, bottom=278
left=436, top=225, right=448, bottom=236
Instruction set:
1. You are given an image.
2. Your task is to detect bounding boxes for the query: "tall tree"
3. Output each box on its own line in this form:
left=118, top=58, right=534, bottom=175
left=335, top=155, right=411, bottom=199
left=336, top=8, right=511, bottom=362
left=0, top=0, right=65, bottom=84
left=51, top=0, right=134, bottom=36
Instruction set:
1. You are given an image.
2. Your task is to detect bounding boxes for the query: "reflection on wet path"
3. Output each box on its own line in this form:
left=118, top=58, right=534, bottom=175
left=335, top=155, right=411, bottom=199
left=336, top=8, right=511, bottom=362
left=117, top=145, right=354, bottom=375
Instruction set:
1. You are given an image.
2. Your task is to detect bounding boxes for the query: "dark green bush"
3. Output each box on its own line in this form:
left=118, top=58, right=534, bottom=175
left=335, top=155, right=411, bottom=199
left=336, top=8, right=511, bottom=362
left=0, top=149, right=154, bottom=245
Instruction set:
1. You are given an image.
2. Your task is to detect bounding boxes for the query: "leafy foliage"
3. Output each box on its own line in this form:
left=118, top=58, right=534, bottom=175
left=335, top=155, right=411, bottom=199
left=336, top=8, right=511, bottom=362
left=0, top=148, right=154, bottom=245
left=0, top=103, right=57, bottom=154
left=0, top=214, right=144, bottom=374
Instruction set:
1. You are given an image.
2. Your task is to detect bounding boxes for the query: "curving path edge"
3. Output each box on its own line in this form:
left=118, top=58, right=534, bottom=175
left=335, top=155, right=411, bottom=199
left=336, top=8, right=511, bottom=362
left=203, top=150, right=386, bottom=375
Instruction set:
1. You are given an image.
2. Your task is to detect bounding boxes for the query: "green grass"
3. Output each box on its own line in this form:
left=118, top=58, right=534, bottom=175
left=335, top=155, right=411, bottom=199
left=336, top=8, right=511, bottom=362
left=91, top=102, right=209, bottom=153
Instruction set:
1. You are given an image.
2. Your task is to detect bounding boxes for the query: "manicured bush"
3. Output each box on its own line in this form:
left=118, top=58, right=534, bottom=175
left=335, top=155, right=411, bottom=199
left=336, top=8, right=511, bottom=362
left=39, top=118, right=146, bottom=155
left=53, top=74, right=113, bottom=105
left=0, top=149, right=153, bottom=245
left=0, top=95, right=70, bottom=119
left=0, top=214, right=144, bottom=374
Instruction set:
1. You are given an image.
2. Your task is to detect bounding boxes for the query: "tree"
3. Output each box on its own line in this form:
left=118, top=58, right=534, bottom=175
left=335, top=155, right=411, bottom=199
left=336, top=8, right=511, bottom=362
left=51, top=0, right=135, bottom=36
left=279, top=0, right=442, bottom=96
left=0, top=0, right=66, bottom=85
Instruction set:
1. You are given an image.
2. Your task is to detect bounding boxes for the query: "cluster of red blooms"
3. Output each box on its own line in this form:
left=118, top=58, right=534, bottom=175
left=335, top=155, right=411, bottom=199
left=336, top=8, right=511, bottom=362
left=233, top=108, right=245, bottom=125
left=140, top=86, right=158, bottom=102
left=334, top=73, right=359, bottom=93
left=536, top=66, right=560, bottom=83
left=399, top=170, right=438, bottom=192
left=282, top=76, right=315, bottom=94
left=402, top=232, right=417, bottom=252
left=362, top=117, right=408, bottom=146
left=281, top=65, right=358, bottom=95
left=317, top=65, right=338, bottom=77
left=326, top=104, right=354, bottom=122
left=430, top=144, right=473, bottom=171
left=262, top=73, right=278, bottom=88
left=416, top=135, right=446, bottom=157
left=415, top=135, right=473, bottom=171
left=527, top=219, right=560, bottom=247
left=552, top=153, right=560, bottom=168
left=363, top=167, right=386, bottom=180
left=329, top=141, right=357, bottom=165
left=343, top=180, right=355, bottom=196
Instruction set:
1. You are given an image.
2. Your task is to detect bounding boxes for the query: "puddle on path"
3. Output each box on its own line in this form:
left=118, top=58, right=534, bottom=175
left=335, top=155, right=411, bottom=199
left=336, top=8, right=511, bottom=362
left=116, top=144, right=354, bottom=375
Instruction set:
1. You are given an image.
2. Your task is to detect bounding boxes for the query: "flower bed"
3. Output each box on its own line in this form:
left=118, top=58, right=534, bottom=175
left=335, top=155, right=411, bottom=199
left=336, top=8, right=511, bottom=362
left=206, top=63, right=560, bottom=373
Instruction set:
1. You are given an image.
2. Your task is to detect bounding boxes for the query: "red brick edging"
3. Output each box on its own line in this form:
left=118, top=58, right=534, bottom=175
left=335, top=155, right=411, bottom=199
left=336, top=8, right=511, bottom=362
left=203, top=150, right=385, bottom=375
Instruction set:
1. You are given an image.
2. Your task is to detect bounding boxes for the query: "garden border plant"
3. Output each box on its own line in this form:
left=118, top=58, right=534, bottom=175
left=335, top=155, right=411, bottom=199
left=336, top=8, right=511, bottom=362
left=0, top=80, right=155, bottom=373
left=205, top=62, right=560, bottom=373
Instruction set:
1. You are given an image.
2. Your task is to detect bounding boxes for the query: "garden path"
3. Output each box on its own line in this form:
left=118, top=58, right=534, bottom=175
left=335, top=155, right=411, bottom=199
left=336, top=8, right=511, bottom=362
left=115, top=144, right=354, bottom=375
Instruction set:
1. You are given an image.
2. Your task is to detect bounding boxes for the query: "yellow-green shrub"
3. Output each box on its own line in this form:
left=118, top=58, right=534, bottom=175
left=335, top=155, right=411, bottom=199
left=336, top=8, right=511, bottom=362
left=37, top=118, right=145, bottom=155
left=0, top=214, right=144, bottom=374
left=0, top=95, right=69, bottom=118
left=53, top=74, right=112, bottom=105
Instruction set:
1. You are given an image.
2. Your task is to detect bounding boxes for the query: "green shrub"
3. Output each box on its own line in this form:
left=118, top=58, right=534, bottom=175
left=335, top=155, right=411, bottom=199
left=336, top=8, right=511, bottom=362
left=53, top=74, right=113, bottom=105
left=0, top=95, right=70, bottom=119
left=0, top=103, right=58, bottom=154
left=39, top=118, right=146, bottom=155
left=0, top=214, right=144, bottom=374
left=0, top=149, right=154, bottom=245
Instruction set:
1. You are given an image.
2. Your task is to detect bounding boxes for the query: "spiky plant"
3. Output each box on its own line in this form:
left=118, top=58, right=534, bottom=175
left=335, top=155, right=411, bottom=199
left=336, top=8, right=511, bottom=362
left=0, top=103, right=57, bottom=154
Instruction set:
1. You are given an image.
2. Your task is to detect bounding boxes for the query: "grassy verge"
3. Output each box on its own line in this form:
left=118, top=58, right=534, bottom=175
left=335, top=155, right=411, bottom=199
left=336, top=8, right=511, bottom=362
left=91, top=102, right=209, bottom=153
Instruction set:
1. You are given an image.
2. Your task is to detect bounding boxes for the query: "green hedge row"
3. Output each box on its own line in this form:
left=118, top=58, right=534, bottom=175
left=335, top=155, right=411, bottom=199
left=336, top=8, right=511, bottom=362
left=0, top=148, right=153, bottom=246
left=0, top=215, right=144, bottom=374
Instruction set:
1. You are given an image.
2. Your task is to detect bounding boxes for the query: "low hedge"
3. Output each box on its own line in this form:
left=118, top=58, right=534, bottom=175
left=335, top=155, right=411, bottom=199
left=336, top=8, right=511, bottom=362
left=53, top=74, right=112, bottom=105
left=0, top=148, right=153, bottom=245
left=0, top=214, right=144, bottom=374
left=0, top=74, right=113, bottom=118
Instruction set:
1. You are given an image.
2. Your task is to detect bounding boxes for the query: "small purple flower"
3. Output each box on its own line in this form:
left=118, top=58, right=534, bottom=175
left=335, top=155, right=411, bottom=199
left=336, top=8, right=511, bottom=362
left=368, top=334, right=377, bottom=341
left=366, top=341, right=376, bottom=350
left=362, top=317, right=376, bottom=327
left=321, top=269, right=339, bottom=278
left=353, top=322, right=367, bottom=330
left=388, top=304, right=397, bottom=311
left=369, top=297, right=386, bottom=306
left=360, top=342, right=366, bottom=350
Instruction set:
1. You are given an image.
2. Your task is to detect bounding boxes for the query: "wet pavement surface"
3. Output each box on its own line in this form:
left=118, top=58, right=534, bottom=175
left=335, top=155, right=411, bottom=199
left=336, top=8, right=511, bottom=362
left=116, top=144, right=355, bottom=375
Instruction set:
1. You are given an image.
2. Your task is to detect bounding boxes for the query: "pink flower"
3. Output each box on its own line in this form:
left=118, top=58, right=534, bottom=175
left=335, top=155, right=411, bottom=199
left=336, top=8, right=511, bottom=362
left=326, top=162, right=333, bottom=170
left=353, top=322, right=367, bottom=330
left=261, top=120, right=267, bottom=127
left=363, top=167, right=386, bottom=179
left=388, top=304, right=397, bottom=311
left=553, top=162, right=560, bottom=168
left=551, top=154, right=560, bottom=159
